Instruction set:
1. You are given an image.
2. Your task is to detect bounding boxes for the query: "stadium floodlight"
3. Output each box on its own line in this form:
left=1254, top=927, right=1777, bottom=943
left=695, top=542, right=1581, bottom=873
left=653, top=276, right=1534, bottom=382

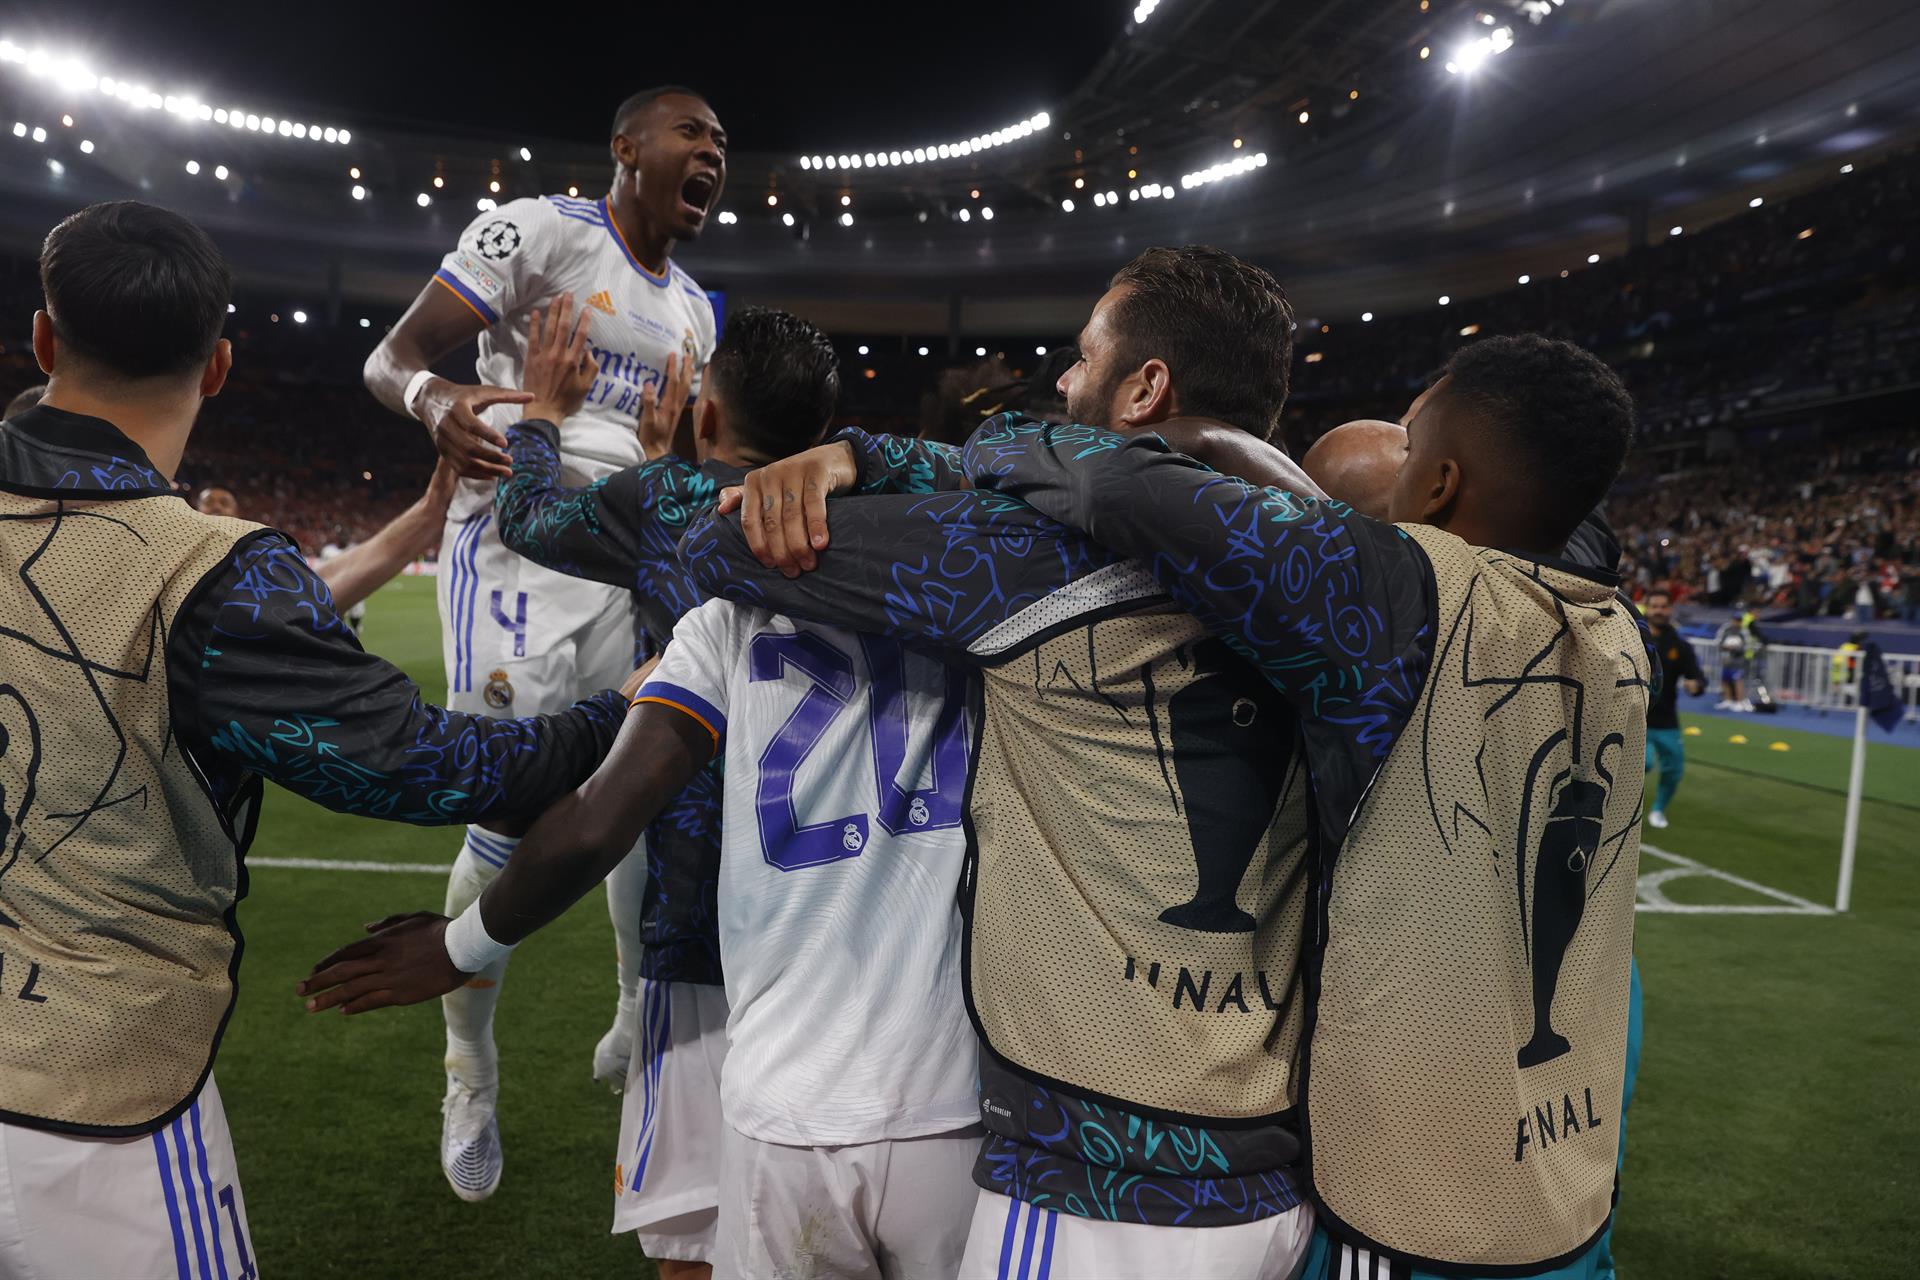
left=1446, top=26, right=1514, bottom=75
left=857, top=345, right=870, bottom=355
left=291, top=310, right=308, bottom=324
left=975, top=346, right=987, bottom=357
left=1093, top=192, right=1106, bottom=207
left=1180, top=152, right=1264, bottom=191
left=981, top=206, right=993, bottom=220
left=917, top=346, right=930, bottom=356
left=476, top=198, right=496, bottom=211
left=78, top=138, right=92, bottom=153
left=1162, top=186, right=1175, bottom=199
left=1061, top=198, right=1075, bottom=212
left=46, top=158, right=61, bottom=175
left=1133, top=0, right=1162, bottom=23
left=839, top=194, right=850, bottom=206
left=351, top=184, right=365, bottom=200
left=781, top=211, right=795, bottom=227
left=359, top=318, right=370, bottom=328
left=245, top=114, right=259, bottom=131
left=214, top=164, right=228, bottom=179
left=958, top=208, right=971, bottom=223
left=1128, top=189, right=1139, bottom=201
left=716, top=210, right=737, bottom=224
left=800, top=110, right=1050, bottom=170
left=1298, top=111, right=1310, bottom=125
left=839, top=211, right=854, bottom=226
left=1438, top=294, right=1451, bottom=305
left=489, top=179, right=500, bottom=193
left=1839, top=163, right=1853, bottom=174
left=184, top=159, right=199, bottom=174
left=518, top=146, right=531, bottom=161
left=1105, top=190, right=1118, bottom=203
left=9, top=121, right=22, bottom=137
left=1362, top=311, right=1374, bottom=322
left=1035, top=345, right=1047, bottom=355
left=1749, top=196, right=1763, bottom=208
left=432, top=175, right=444, bottom=188
left=292, top=123, right=306, bottom=138
left=31, top=125, right=45, bottom=142
left=277, top=120, right=292, bottom=136
left=1518, top=273, right=1531, bottom=283
left=226, top=303, right=235, bottom=314
left=1587, top=252, right=1600, bottom=264
left=415, top=192, right=430, bottom=207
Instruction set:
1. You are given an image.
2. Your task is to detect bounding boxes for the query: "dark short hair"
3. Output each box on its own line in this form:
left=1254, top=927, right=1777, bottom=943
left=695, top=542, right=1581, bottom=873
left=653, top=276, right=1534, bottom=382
left=1439, top=334, right=1635, bottom=546
left=612, top=85, right=708, bottom=139
left=1645, top=588, right=1672, bottom=604
left=41, top=202, right=230, bottom=380
left=705, top=306, right=839, bottom=457
left=1106, top=246, right=1294, bottom=439
left=3, top=384, right=46, bottom=419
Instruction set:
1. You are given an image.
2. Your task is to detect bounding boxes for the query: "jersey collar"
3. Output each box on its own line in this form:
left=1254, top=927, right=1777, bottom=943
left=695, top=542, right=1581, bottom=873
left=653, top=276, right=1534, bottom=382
left=0, top=404, right=174, bottom=498
left=601, top=197, right=671, bottom=288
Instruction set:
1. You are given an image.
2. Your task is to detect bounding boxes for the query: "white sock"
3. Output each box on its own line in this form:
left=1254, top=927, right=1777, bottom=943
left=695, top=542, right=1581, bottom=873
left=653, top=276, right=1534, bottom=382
left=604, top=845, right=649, bottom=1005
left=442, top=830, right=515, bottom=1087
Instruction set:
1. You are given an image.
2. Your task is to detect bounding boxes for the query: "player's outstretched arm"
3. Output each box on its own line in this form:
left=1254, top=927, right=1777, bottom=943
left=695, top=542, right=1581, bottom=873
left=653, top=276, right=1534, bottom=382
left=719, top=428, right=969, bottom=575
left=681, top=490, right=1116, bottom=657
left=316, top=457, right=457, bottom=612
left=297, top=698, right=710, bottom=1015
left=365, top=268, right=530, bottom=481
left=170, top=534, right=627, bottom=825
left=962, top=416, right=1430, bottom=719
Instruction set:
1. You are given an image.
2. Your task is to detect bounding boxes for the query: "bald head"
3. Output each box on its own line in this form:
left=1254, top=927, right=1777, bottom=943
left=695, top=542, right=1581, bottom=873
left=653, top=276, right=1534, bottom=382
left=1302, top=419, right=1407, bottom=520
left=197, top=486, right=240, bottom=519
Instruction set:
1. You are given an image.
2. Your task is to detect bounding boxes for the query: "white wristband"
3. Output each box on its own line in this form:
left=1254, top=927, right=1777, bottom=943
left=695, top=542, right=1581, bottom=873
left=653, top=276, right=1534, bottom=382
left=403, top=368, right=439, bottom=424
left=444, top=901, right=514, bottom=974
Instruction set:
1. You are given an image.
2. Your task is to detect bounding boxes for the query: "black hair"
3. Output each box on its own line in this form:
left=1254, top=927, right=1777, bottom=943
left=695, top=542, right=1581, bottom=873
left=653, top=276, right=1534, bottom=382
left=705, top=306, right=840, bottom=458
left=40, top=202, right=230, bottom=381
left=1439, top=333, right=1636, bottom=546
left=612, top=85, right=709, bottom=139
left=3, top=384, right=46, bottom=419
left=1106, top=245, right=1294, bottom=439
left=1644, top=587, right=1672, bottom=603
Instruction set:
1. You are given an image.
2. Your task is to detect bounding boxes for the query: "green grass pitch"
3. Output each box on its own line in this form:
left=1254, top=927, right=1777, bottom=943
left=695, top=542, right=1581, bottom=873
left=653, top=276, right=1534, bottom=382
left=219, top=576, right=1920, bottom=1278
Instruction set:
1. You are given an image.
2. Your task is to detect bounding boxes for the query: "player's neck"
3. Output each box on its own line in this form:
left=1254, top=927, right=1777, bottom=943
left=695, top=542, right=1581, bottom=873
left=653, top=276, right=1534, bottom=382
left=711, top=440, right=779, bottom=470
left=607, top=186, right=673, bottom=275
left=41, top=379, right=196, bottom=480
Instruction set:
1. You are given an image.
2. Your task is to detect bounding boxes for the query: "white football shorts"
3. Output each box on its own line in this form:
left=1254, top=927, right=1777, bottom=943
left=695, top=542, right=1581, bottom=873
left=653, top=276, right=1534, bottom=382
left=614, top=978, right=729, bottom=1263
left=0, top=1075, right=256, bottom=1280
left=958, top=1188, right=1313, bottom=1280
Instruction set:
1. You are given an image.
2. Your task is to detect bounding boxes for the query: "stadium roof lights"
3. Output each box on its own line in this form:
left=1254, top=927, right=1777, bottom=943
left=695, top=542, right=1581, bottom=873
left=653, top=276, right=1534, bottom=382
left=1444, top=26, right=1515, bottom=74
left=796, top=111, right=1051, bottom=172
left=1180, top=151, right=1267, bottom=190
left=1132, top=0, right=1164, bottom=23
left=0, top=37, right=351, bottom=144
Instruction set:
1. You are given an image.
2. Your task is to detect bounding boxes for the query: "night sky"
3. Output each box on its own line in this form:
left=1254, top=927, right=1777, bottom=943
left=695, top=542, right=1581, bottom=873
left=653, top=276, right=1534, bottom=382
left=6, top=0, right=1123, bottom=149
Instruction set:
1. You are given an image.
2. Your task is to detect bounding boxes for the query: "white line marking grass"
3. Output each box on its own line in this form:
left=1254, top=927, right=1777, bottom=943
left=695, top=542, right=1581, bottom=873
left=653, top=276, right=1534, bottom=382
left=249, top=856, right=452, bottom=875
left=1636, top=843, right=1833, bottom=916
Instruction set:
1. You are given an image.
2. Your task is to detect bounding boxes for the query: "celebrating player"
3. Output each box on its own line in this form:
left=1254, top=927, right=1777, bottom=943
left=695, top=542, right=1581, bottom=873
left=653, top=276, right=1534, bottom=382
left=362, top=85, right=725, bottom=1200
left=0, top=202, right=631, bottom=1278
left=1642, top=589, right=1706, bottom=829
left=493, top=297, right=841, bottom=1272
left=934, top=334, right=1652, bottom=1278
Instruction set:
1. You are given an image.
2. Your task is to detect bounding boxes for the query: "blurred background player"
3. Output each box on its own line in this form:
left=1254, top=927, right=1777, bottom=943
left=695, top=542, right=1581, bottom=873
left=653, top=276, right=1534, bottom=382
left=1642, top=588, right=1705, bottom=830
left=492, top=298, right=840, bottom=1274
left=362, top=86, right=725, bottom=1201
left=0, top=200, right=627, bottom=1280
left=1714, top=603, right=1764, bottom=711
left=2, top=383, right=45, bottom=420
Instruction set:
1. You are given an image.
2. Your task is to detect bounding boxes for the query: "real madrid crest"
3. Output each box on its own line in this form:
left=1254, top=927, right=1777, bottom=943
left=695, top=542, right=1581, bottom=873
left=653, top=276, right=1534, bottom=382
left=483, top=668, right=515, bottom=709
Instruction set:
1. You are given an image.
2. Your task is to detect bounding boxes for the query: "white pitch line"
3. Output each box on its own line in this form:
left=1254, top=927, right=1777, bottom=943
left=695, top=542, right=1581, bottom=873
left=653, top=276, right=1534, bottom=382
left=1636, top=843, right=1833, bottom=916
left=248, top=856, right=452, bottom=875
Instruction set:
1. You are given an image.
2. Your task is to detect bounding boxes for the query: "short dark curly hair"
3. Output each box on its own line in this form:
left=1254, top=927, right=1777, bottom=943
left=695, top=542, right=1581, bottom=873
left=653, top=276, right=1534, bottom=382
left=706, top=306, right=839, bottom=458
left=1439, top=334, right=1635, bottom=546
left=1107, top=246, right=1294, bottom=440
left=612, top=85, right=709, bottom=140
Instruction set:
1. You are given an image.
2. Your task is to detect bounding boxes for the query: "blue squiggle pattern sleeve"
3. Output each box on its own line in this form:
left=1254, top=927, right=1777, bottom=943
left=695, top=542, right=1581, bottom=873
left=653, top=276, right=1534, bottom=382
left=961, top=415, right=1435, bottom=754
left=836, top=427, right=967, bottom=495
left=677, top=489, right=1118, bottom=658
left=181, top=534, right=622, bottom=824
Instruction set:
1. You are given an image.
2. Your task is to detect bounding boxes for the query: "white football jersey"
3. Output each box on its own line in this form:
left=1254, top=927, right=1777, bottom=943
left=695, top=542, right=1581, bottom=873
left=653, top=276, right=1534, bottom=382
left=638, top=598, right=980, bottom=1147
left=434, top=193, right=716, bottom=507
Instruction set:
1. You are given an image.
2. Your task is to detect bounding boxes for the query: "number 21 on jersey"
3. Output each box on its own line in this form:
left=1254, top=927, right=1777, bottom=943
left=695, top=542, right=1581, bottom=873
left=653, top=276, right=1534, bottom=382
left=748, top=631, right=969, bottom=872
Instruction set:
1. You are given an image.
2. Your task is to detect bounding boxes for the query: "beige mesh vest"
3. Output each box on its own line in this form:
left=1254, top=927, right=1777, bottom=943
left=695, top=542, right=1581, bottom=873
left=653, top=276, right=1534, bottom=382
left=0, top=487, right=262, bottom=1135
left=1306, top=523, right=1647, bottom=1268
left=968, top=602, right=1312, bottom=1121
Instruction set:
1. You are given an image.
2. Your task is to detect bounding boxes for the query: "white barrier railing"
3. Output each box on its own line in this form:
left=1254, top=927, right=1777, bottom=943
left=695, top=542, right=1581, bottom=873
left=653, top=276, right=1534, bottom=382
left=1686, top=638, right=1920, bottom=723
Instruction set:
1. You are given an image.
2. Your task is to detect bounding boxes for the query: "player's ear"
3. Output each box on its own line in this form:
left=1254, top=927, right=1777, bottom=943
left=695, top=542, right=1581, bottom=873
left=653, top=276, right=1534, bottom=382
left=611, top=131, right=637, bottom=172
left=695, top=390, right=721, bottom=444
left=30, top=311, right=56, bottom=375
left=200, top=338, right=233, bottom=399
left=1113, top=360, right=1170, bottom=430
left=1418, top=456, right=1461, bottom=522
